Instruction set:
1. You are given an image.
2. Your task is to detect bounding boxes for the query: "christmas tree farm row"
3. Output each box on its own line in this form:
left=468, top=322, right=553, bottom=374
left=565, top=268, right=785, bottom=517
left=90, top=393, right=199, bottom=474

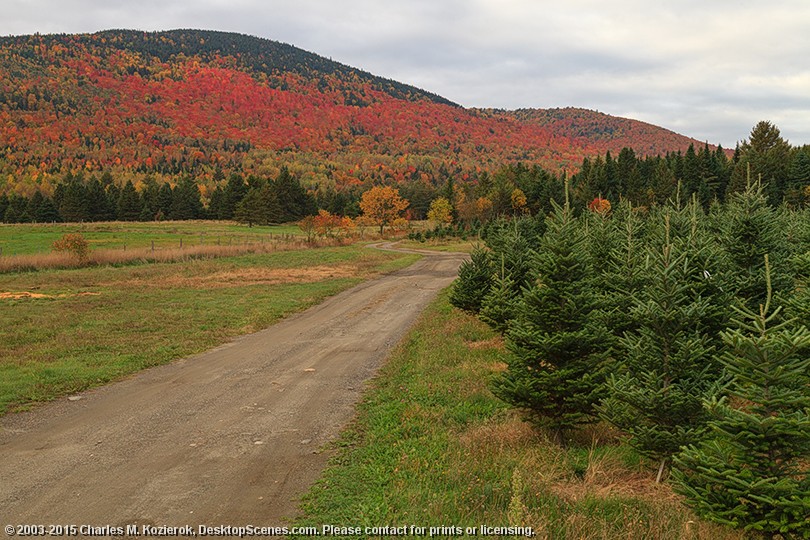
left=450, top=181, right=810, bottom=538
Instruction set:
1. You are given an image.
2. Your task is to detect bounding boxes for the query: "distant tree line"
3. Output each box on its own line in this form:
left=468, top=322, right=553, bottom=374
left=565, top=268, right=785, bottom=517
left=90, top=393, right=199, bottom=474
left=3, top=121, right=807, bottom=225
left=1, top=166, right=317, bottom=225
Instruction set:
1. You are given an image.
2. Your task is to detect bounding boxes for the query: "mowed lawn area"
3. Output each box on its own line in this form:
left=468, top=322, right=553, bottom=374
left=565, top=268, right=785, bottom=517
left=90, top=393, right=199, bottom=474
left=0, top=242, right=419, bottom=414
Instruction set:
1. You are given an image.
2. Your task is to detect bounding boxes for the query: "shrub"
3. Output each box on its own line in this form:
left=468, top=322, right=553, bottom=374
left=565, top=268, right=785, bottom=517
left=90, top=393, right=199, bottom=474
left=52, top=233, right=90, bottom=261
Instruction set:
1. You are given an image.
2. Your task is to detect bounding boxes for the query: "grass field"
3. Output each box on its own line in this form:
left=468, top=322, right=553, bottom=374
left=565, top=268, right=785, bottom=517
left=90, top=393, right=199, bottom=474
left=0, top=243, right=419, bottom=414
left=0, top=220, right=303, bottom=256
left=294, top=291, right=743, bottom=540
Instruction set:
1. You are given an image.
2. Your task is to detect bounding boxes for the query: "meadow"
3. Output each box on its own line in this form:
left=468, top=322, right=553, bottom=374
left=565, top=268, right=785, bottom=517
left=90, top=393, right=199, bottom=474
left=0, top=220, right=303, bottom=256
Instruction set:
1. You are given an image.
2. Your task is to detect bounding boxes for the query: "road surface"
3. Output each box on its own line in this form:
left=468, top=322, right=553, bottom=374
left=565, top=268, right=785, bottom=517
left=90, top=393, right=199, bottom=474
left=0, top=244, right=464, bottom=531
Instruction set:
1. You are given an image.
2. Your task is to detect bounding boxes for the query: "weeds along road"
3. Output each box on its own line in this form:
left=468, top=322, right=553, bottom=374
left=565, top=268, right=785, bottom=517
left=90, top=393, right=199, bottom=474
left=0, top=244, right=465, bottom=528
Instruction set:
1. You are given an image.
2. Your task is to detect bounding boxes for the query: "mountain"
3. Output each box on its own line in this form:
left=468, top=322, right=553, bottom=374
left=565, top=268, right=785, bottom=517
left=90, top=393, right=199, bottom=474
left=0, top=29, right=711, bottom=199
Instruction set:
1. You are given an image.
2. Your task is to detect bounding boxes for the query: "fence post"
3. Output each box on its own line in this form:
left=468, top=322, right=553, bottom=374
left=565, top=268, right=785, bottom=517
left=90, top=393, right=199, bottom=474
left=180, top=238, right=183, bottom=249
left=151, top=240, right=154, bottom=252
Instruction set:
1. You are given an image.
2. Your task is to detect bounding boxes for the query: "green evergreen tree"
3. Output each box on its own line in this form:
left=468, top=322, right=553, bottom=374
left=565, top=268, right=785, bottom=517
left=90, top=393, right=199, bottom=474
left=25, top=191, right=44, bottom=222
left=492, top=199, right=609, bottom=443
left=170, top=177, right=203, bottom=220
left=117, top=180, right=142, bottom=221
left=449, top=246, right=493, bottom=313
left=222, top=173, right=248, bottom=219
left=35, top=196, right=60, bottom=223
left=673, top=261, right=810, bottom=538
left=728, top=121, right=791, bottom=204
left=598, top=202, right=647, bottom=345
left=479, top=257, right=519, bottom=334
left=86, top=177, right=114, bottom=221
left=274, top=166, right=315, bottom=222
left=3, top=194, right=27, bottom=223
left=208, top=186, right=226, bottom=220
left=600, top=211, right=723, bottom=481
left=156, top=183, right=173, bottom=218
left=716, top=177, right=792, bottom=312
left=59, top=179, right=90, bottom=222
left=0, top=194, right=9, bottom=221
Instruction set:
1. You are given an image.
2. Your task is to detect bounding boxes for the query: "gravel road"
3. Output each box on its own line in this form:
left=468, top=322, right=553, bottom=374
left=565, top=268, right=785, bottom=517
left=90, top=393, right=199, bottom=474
left=0, top=245, right=464, bottom=530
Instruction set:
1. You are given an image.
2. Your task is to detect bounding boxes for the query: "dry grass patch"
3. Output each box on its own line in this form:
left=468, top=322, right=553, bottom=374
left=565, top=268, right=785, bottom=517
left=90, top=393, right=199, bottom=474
left=104, top=264, right=359, bottom=290
left=465, top=335, right=505, bottom=350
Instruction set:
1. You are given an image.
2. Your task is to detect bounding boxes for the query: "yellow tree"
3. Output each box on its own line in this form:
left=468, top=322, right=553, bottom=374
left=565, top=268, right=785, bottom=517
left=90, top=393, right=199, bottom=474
left=427, top=196, right=453, bottom=226
left=359, top=186, right=409, bottom=235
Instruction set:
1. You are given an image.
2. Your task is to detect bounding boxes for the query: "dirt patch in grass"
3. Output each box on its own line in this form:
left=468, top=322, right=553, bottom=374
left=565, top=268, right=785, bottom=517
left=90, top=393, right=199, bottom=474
left=0, top=291, right=101, bottom=300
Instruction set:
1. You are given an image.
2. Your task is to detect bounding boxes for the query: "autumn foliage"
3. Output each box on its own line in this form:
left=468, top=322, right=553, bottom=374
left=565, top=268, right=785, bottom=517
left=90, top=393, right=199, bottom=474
left=51, top=233, right=90, bottom=261
left=0, top=29, right=709, bottom=203
left=359, top=186, right=409, bottom=235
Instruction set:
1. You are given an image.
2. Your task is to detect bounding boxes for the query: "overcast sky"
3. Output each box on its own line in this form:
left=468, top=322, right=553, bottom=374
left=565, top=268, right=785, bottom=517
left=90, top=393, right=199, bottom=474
left=3, top=0, right=809, bottom=148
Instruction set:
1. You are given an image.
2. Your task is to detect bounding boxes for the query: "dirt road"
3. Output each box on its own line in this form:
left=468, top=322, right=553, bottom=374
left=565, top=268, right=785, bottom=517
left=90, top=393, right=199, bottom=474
left=0, top=245, right=464, bottom=530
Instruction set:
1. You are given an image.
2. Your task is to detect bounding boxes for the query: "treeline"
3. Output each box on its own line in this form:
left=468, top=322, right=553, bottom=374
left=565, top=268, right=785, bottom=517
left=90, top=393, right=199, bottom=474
left=568, top=121, right=810, bottom=209
left=0, top=167, right=316, bottom=224
left=3, top=121, right=808, bottom=226
left=450, top=181, right=810, bottom=537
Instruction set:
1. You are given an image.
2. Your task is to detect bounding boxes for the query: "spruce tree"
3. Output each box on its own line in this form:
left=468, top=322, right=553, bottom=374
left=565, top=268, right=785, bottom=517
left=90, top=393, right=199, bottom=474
left=449, top=246, right=493, bottom=313
left=492, top=199, right=609, bottom=443
left=598, top=202, right=647, bottom=345
left=479, top=256, right=519, bottom=334
left=600, top=211, right=723, bottom=481
left=117, top=180, right=142, bottom=221
left=716, top=177, right=792, bottom=312
left=673, top=260, right=810, bottom=538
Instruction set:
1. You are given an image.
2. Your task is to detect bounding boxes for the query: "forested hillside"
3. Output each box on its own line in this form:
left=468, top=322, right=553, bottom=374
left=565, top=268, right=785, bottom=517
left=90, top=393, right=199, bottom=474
left=1, top=29, right=708, bottom=206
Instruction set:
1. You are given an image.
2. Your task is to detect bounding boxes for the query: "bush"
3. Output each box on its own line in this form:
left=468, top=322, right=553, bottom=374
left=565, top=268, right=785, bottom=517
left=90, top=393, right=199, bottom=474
left=52, top=233, right=90, bottom=261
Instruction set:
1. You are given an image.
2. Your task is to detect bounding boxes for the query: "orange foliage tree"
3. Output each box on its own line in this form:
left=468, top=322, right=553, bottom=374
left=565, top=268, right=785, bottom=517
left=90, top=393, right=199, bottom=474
left=359, top=186, right=409, bottom=235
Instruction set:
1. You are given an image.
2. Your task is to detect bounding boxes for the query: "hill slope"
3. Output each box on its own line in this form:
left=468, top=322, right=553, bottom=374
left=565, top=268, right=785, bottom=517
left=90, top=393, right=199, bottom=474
left=0, top=29, right=709, bottom=198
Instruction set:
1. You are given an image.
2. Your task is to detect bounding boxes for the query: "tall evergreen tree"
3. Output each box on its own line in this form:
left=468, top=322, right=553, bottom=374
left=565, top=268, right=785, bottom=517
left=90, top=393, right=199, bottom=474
left=716, top=177, right=792, bottom=312
left=117, top=180, right=142, bottom=221
left=492, top=198, right=609, bottom=443
left=35, top=195, right=60, bottom=223
left=156, top=183, right=173, bottom=219
left=673, top=262, right=810, bottom=538
left=170, top=177, right=203, bottom=220
left=728, top=121, right=791, bottom=204
left=222, top=173, right=249, bottom=219
left=600, top=211, right=724, bottom=481
left=86, top=177, right=114, bottom=221
left=274, top=166, right=315, bottom=222
left=58, top=179, right=90, bottom=222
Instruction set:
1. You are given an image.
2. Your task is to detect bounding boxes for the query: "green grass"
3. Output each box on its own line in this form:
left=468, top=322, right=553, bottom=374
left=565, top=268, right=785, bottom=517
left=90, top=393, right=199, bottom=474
left=293, top=292, right=743, bottom=540
left=398, top=238, right=478, bottom=253
left=0, top=244, right=419, bottom=414
left=0, top=220, right=302, bottom=256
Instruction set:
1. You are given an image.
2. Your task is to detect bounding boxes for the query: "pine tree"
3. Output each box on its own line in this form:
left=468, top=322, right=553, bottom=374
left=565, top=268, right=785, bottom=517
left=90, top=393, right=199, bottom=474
left=673, top=260, right=810, bottom=538
left=598, top=201, right=647, bottom=345
left=117, top=180, right=142, bottom=221
left=492, top=199, right=609, bottom=443
left=600, top=211, right=723, bottom=481
left=449, top=246, right=493, bottom=313
left=479, top=256, right=519, bottom=334
left=716, top=177, right=792, bottom=312
left=170, top=177, right=203, bottom=220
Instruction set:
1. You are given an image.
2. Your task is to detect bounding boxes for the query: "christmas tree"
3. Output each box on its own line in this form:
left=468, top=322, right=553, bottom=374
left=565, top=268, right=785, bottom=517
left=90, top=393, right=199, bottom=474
left=673, top=257, right=810, bottom=538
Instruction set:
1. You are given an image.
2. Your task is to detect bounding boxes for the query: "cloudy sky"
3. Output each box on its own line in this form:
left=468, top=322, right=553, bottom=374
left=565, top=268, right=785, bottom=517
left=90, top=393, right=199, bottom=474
left=3, top=0, right=808, bottom=148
